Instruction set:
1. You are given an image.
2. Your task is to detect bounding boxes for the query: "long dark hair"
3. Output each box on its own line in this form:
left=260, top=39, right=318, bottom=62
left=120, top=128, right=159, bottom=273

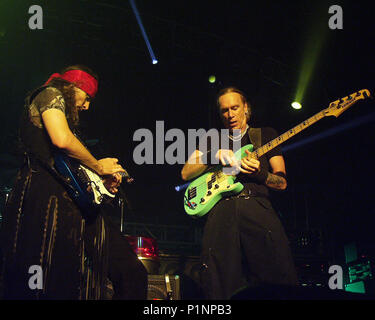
left=47, top=65, right=98, bottom=127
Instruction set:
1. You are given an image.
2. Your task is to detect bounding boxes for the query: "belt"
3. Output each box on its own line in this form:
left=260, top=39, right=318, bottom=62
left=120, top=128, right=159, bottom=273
left=226, top=188, right=268, bottom=200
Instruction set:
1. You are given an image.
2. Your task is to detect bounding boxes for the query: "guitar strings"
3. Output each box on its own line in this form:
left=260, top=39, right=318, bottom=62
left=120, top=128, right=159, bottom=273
left=193, top=166, right=237, bottom=191
left=188, top=170, right=230, bottom=198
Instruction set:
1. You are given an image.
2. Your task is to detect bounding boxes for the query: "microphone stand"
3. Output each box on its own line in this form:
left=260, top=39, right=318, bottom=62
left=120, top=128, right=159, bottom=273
left=118, top=186, right=133, bottom=234
left=119, top=196, right=124, bottom=233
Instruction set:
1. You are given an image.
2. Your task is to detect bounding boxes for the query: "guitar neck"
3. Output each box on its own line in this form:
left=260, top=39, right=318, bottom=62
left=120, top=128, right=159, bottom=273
left=252, top=110, right=327, bottom=159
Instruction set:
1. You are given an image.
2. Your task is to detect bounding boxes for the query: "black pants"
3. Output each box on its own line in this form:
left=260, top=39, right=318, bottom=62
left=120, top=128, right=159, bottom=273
left=84, top=214, right=148, bottom=300
left=200, top=196, right=298, bottom=299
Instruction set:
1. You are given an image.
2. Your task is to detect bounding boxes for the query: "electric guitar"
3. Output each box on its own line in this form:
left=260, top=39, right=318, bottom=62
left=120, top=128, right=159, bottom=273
left=184, top=89, right=371, bottom=218
left=54, top=152, right=132, bottom=216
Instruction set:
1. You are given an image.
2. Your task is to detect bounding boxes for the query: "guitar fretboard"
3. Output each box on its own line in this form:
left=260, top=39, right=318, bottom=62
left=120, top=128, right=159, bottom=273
left=252, top=110, right=326, bottom=159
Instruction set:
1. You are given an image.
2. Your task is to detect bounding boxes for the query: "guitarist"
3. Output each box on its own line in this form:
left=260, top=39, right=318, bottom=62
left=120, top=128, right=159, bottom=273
left=0, top=65, right=147, bottom=299
left=181, top=87, right=298, bottom=299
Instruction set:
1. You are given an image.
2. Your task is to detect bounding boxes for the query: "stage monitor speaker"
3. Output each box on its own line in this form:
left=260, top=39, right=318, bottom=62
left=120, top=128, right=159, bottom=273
left=147, top=274, right=180, bottom=300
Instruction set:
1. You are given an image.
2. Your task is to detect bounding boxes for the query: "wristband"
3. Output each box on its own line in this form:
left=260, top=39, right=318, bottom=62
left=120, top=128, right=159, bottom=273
left=252, top=166, right=268, bottom=184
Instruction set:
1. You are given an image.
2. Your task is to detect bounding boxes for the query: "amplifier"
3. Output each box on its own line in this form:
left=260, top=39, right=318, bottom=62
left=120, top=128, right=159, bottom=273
left=147, top=274, right=180, bottom=300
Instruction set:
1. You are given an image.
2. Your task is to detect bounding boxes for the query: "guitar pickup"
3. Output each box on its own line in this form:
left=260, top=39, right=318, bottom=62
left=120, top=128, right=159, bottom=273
left=188, top=187, right=197, bottom=200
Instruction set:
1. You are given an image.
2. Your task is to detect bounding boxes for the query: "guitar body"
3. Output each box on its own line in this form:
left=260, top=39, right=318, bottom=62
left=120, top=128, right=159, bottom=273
left=184, top=144, right=254, bottom=217
left=54, top=152, right=115, bottom=216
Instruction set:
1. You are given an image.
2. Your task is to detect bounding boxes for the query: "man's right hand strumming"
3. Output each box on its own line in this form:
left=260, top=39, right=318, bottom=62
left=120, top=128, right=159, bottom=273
left=215, top=149, right=238, bottom=167
left=97, top=158, right=126, bottom=176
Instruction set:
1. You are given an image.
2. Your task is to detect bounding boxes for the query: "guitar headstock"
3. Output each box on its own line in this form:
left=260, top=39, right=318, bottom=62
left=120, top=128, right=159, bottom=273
left=324, top=89, right=371, bottom=118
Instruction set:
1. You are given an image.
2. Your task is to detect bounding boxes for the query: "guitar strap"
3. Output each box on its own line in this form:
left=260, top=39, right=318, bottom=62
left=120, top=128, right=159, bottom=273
left=248, top=127, right=262, bottom=150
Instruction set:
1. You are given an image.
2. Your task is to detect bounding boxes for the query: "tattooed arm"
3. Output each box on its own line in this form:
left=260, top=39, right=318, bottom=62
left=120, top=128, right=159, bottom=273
left=264, top=155, right=287, bottom=190
left=265, top=172, right=287, bottom=190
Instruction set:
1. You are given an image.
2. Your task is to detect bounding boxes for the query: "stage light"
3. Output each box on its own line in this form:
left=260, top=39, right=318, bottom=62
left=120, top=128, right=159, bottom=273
left=175, top=182, right=189, bottom=192
left=129, top=0, right=159, bottom=65
left=291, top=101, right=302, bottom=110
left=208, top=75, right=216, bottom=83
left=293, top=6, right=328, bottom=112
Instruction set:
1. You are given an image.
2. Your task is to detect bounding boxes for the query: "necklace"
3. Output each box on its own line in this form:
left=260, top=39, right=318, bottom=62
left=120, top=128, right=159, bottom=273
left=228, top=125, right=249, bottom=141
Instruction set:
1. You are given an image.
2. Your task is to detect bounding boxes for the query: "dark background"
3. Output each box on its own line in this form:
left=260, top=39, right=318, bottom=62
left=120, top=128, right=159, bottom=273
left=0, top=0, right=374, bottom=269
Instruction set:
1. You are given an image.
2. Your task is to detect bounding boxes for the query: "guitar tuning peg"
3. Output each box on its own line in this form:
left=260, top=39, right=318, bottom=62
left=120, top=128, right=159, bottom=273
left=347, top=95, right=353, bottom=100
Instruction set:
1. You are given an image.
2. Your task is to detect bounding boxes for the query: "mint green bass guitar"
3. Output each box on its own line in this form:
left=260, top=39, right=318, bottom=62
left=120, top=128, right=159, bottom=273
left=184, top=144, right=253, bottom=217
left=183, top=89, right=370, bottom=218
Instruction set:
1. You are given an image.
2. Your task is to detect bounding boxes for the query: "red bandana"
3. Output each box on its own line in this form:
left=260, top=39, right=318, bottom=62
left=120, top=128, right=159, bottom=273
left=44, top=69, right=98, bottom=98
